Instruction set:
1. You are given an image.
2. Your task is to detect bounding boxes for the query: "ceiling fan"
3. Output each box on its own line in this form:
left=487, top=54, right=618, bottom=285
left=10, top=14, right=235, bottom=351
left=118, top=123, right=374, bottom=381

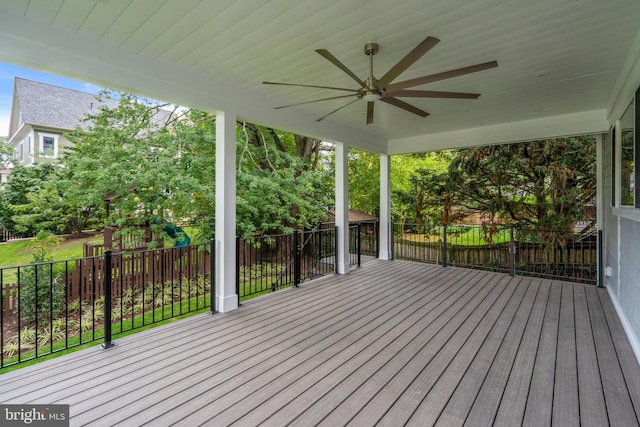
left=264, top=36, right=498, bottom=125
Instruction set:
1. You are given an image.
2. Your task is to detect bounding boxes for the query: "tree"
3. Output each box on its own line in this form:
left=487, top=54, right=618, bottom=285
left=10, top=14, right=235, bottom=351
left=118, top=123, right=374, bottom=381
left=447, top=137, right=596, bottom=232
left=63, top=92, right=202, bottom=242
left=235, top=122, right=332, bottom=236
left=60, top=93, right=332, bottom=240
left=391, top=152, right=453, bottom=225
left=347, top=149, right=380, bottom=215
left=0, top=164, right=60, bottom=236
left=18, top=232, right=64, bottom=326
left=0, top=136, right=12, bottom=168
left=7, top=90, right=333, bottom=241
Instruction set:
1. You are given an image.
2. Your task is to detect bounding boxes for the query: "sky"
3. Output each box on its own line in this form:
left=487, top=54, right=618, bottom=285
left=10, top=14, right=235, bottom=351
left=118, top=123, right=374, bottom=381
left=0, top=61, right=102, bottom=138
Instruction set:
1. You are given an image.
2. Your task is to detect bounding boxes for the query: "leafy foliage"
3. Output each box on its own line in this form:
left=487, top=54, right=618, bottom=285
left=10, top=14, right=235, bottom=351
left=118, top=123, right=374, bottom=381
left=0, top=136, right=12, bottom=168
left=447, top=137, right=596, bottom=231
left=0, top=164, right=61, bottom=236
left=63, top=92, right=200, bottom=241
left=18, top=232, right=64, bottom=326
left=2, top=91, right=332, bottom=240
left=235, top=123, right=332, bottom=236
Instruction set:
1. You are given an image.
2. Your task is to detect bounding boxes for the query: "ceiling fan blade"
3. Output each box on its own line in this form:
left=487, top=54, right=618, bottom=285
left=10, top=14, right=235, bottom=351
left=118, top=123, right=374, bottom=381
left=367, top=102, right=374, bottom=124
left=315, top=49, right=368, bottom=89
left=377, top=36, right=440, bottom=90
left=380, top=97, right=429, bottom=117
left=386, top=60, right=499, bottom=92
left=263, top=81, right=358, bottom=92
left=385, top=89, right=480, bottom=99
left=275, top=94, right=357, bottom=109
left=316, top=98, right=360, bottom=122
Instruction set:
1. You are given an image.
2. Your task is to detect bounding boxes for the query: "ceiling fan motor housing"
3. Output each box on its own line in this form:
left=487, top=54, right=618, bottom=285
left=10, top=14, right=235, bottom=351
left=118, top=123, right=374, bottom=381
left=364, top=43, right=379, bottom=56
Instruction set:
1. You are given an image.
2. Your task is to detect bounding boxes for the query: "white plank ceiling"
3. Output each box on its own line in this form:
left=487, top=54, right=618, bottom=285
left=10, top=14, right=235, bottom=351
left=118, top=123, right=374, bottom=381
left=0, top=0, right=639, bottom=153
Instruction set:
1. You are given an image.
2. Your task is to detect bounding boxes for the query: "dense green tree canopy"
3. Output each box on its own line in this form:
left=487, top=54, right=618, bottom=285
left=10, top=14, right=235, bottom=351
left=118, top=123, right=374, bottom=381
left=1, top=88, right=596, bottom=239
left=1, top=92, right=332, bottom=239
left=0, top=164, right=63, bottom=236
left=447, top=137, right=596, bottom=231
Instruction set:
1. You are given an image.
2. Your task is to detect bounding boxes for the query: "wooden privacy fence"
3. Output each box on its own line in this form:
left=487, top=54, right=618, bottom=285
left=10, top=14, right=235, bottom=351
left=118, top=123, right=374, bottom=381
left=0, top=228, right=20, bottom=242
left=1, top=244, right=212, bottom=318
left=70, top=245, right=212, bottom=301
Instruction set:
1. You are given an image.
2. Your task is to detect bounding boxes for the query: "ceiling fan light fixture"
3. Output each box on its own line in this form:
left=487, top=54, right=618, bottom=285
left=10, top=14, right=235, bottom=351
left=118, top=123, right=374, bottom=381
left=362, top=92, right=382, bottom=102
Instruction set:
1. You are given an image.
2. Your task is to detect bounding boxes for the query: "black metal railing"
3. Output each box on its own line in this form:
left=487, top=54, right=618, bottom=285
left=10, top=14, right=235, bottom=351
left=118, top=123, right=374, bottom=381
left=392, top=223, right=597, bottom=285
left=236, top=221, right=379, bottom=300
left=237, top=226, right=339, bottom=300
left=0, top=241, right=215, bottom=368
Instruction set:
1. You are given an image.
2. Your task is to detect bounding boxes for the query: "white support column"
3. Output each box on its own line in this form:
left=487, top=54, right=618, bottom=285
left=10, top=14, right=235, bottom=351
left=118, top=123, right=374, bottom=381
left=335, top=142, right=350, bottom=274
left=379, top=153, right=392, bottom=260
left=215, top=110, right=238, bottom=312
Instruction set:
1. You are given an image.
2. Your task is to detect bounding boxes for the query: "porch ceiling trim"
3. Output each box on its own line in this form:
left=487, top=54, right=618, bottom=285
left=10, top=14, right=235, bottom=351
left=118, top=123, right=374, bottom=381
left=387, top=109, right=610, bottom=154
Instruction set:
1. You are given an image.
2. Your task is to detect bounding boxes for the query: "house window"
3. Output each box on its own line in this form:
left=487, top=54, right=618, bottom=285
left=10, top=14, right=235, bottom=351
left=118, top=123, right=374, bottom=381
left=620, top=103, right=634, bottom=206
left=39, top=134, right=58, bottom=158
left=15, top=143, right=23, bottom=160
left=616, top=87, right=640, bottom=210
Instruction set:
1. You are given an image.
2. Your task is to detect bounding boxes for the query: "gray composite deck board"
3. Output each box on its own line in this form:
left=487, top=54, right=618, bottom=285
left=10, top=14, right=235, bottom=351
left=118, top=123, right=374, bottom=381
left=586, top=286, right=639, bottom=426
left=522, top=282, right=562, bottom=427
left=574, top=285, right=609, bottom=427
left=552, top=284, right=580, bottom=426
left=1, top=260, right=640, bottom=427
left=492, top=280, right=551, bottom=426
left=598, top=286, right=640, bottom=420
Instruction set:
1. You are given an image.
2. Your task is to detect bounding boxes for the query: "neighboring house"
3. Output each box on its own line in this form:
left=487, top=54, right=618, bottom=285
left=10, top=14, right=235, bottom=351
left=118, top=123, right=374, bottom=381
left=7, top=77, right=117, bottom=167
left=7, top=77, right=173, bottom=169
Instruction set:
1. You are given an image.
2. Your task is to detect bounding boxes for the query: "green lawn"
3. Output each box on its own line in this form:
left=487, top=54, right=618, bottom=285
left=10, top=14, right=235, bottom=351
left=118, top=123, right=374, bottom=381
left=0, top=226, right=202, bottom=269
left=398, top=226, right=511, bottom=246
left=0, top=234, right=104, bottom=268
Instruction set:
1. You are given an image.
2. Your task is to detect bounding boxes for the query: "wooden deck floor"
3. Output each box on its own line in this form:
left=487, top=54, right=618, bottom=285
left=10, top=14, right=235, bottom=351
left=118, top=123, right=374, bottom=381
left=2, top=260, right=640, bottom=426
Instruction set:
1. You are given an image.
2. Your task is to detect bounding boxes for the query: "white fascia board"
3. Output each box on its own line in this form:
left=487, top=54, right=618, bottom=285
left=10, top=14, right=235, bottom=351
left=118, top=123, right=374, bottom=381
left=7, top=123, right=31, bottom=147
left=607, top=27, right=640, bottom=123
left=0, top=12, right=386, bottom=154
left=387, top=109, right=609, bottom=155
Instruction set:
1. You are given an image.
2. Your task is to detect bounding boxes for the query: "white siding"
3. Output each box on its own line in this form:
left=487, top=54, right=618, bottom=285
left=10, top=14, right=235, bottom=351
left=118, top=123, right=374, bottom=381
left=603, top=117, right=640, bottom=360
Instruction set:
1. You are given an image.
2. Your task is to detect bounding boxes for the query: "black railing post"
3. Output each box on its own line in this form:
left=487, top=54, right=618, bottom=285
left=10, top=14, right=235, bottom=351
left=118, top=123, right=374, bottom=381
left=509, top=226, right=515, bottom=276
left=597, top=229, right=605, bottom=288
left=357, top=223, right=362, bottom=267
left=390, top=221, right=394, bottom=260
left=318, top=225, right=323, bottom=265
left=294, top=230, right=301, bottom=287
left=235, top=236, right=241, bottom=305
left=210, top=239, right=217, bottom=313
left=101, top=249, right=115, bottom=350
left=334, top=226, right=338, bottom=272
left=375, top=221, right=380, bottom=258
left=442, top=224, right=448, bottom=267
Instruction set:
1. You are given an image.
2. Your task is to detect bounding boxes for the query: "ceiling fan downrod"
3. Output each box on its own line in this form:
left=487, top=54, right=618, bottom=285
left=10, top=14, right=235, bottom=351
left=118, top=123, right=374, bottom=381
left=363, top=42, right=382, bottom=101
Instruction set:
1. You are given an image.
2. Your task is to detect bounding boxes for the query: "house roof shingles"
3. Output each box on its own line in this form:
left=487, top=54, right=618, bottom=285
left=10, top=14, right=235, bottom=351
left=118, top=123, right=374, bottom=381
left=13, top=77, right=118, bottom=133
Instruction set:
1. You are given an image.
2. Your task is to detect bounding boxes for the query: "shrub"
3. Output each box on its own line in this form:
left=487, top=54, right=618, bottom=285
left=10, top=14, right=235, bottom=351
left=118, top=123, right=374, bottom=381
left=18, top=232, right=64, bottom=326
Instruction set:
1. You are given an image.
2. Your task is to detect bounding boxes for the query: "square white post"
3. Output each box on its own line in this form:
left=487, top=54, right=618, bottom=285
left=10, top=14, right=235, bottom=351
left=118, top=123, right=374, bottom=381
left=335, top=142, right=350, bottom=274
left=215, top=110, right=239, bottom=312
left=379, top=153, right=392, bottom=260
